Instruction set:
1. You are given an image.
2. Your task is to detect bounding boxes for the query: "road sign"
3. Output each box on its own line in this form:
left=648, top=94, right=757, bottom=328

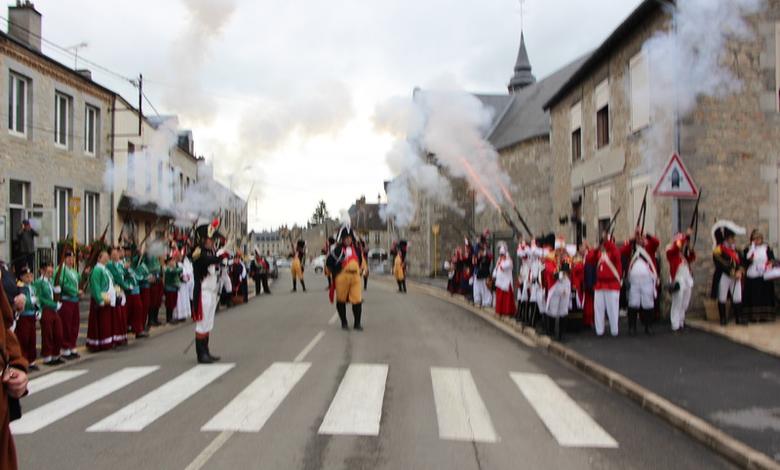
left=653, top=153, right=698, bottom=198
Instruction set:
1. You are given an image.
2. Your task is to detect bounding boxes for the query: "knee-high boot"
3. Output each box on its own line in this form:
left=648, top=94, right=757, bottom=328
left=336, top=302, right=349, bottom=330
left=353, top=303, right=363, bottom=330
left=733, top=303, right=746, bottom=325
left=292, top=279, right=297, bottom=292
left=718, top=302, right=727, bottom=325
left=627, top=309, right=637, bottom=335
left=642, top=309, right=654, bottom=335
left=397, top=281, right=403, bottom=292
left=195, top=338, right=213, bottom=364
left=205, top=335, right=220, bottom=361
left=301, top=280, right=306, bottom=292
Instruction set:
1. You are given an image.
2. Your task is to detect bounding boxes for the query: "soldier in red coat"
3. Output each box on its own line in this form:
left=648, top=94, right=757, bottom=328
left=585, top=233, right=622, bottom=336
left=620, top=229, right=660, bottom=335
left=666, top=229, right=696, bottom=331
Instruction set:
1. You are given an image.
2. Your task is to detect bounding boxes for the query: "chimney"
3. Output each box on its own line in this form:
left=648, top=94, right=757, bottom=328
left=8, top=1, right=42, bottom=52
left=76, top=69, right=92, bottom=81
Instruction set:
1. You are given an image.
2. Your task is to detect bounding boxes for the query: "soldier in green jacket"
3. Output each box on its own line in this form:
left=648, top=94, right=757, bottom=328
left=107, top=247, right=129, bottom=346
left=34, top=262, right=64, bottom=365
left=133, top=251, right=152, bottom=332
left=164, top=254, right=183, bottom=323
left=146, top=251, right=163, bottom=328
left=86, top=250, right=116, bottom=352
left=54, top=249, right=81, bottom=359
left=15, top=266, right=39, bottom=370
left=123, top=245, right=147, bottom=338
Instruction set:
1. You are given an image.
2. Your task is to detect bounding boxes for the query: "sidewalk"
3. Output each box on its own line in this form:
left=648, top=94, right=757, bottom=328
left=406, top=275, right=780, bottom=468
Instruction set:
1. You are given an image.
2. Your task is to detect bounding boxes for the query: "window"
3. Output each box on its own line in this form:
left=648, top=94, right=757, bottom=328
left=55, top=187, right=71, bottom=241
left=179, top=173, right=184, bottom=201
left=54, top=92, right=72, bottom=148
left=595, top=79, right=610, bottom=148
left=630, top=52, right=650, bottom=131
left=84, top=192, right=99, bottom=243
left=169, top=165, right=176, bottom=201
left=127, top=143, right=136, bottom=193
left=84, top=105, right=98, bottom=155
left=570, top=101, right=582, bottom=162
left=8, top=72, right=28, bottom=135
left=374, top=232, right=380, bottom=244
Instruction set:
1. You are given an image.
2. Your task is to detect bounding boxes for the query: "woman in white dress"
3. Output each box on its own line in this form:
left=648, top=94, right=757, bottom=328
left=174, top=250, right=194, bottom=322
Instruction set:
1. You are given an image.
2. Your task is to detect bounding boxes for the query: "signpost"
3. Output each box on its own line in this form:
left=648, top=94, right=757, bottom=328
left=653, top=153, right=699, bottom=198
left=432, top=224, right=440, bottom=277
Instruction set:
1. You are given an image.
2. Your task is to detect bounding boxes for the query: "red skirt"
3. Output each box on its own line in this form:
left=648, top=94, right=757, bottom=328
left=495, top=288, right=516, bottom=316
left=150, top=281, right=163, bottom=310
left=59, top=300, right=81, bottom=350
left=15, top=316, right=37, bottom=363
left=140, top=287, right=150, bottom=318
left=127, top=293, right=145, bottom=335
left=40, top=308, right=64, bottom=357
left=165, top=290, right=178, bottom=313
left=87, top=299, right=114, bottom=352
left=113, top=301, right=128, bottom=346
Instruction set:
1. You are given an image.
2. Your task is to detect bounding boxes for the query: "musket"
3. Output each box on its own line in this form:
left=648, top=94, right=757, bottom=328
left=607, top=208, right=621, bottom=239
left=687, top=188, right=703, bottom=254
left=635, top=186, right=648, bottom=234
left=78, top=222, right=110, bottom=290
left=53, top=254, right=65, bottom=302
left=135, top=217, right=161, bottom=268
left=500, top=209, right=521, bottom=238
left=510, top=204, right=533, bottom=239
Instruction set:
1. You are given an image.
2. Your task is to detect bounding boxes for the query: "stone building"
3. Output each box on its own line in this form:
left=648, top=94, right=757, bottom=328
left=349, top=195, right=390, bottom=262
left=0, top=2, right=113, bottom=267
left=543, top=0, right=780, bottom=312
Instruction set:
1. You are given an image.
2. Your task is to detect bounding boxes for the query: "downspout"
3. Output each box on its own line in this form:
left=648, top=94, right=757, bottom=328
left=110, top=94, right=116, bottom=244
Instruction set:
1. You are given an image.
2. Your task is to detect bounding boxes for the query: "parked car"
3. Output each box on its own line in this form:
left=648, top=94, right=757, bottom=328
left=266, top=257, right=279, bottom=279
left=312, top=255, right=326, bottom=273
left=276, top=258, right=291, bottom=268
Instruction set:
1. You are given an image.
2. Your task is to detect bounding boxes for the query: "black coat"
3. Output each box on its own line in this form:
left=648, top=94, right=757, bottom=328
left=326, top=244, right=364, bottom=277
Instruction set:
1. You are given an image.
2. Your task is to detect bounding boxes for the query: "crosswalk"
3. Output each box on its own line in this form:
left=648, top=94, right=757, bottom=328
left=14, top=363, right=618, bottom=449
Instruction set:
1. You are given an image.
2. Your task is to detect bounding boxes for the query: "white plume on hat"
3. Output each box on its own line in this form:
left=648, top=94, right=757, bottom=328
left=711, top=220, right=746, bottom=247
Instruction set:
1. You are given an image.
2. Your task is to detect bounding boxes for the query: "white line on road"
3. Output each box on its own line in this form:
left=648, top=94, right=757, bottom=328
left=430, top=367, right=498, bottom=443
left=26, top=370, right=87, bottom=396
left=328, top=313, right=338, bottom=325
left=319, top=363, right=388, bottom=436
left=295, top=331, right=325, bottom=363
left=202, top=362, right=310, bottom=432
left=510, top=372, right=618, bottom=448
left=11, top=366, right=159, bottom=434
left=86, top=364, right=235, bottom=432
left=184, top=430, right=235, bottom=470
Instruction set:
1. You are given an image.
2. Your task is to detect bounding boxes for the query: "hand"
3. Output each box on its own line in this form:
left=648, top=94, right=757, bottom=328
left=102, top=293, right=110, bottom=305
left=13, top=294, right=25, bottom=312
left=56, top=302, right=62, bottom=312
left=3, top=368, right=28, bottom=399
left=35, top=311, right=41, bottom=321
left=685, top=227, right=694, bottom=237
left=53, top=286, right=62, bottom=294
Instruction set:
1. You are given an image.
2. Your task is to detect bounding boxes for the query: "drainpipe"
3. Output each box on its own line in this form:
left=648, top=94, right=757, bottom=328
left=110, top=95, right=116, bottom=243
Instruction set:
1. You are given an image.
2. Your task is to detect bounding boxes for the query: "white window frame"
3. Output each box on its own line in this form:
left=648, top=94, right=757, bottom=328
left=84, top=105, right=98, bottom=156
left=629, top=52, right=650, bottom=132
left=84, top=192, right=99, bottom=244
left=54, top=92, right=71, bottom=148
left=54, top=187, right=71, bottom=241
left=8, top=72, right=28, bottom=137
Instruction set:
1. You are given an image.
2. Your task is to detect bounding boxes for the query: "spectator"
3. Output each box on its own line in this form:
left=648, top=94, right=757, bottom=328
left=14, top=220, right=37, bottom=273
left=742, top=229, right=775, bottom=320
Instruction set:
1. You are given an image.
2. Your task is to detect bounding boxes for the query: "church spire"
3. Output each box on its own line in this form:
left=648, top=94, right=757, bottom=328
left=508, top=31, right=536, bottom=93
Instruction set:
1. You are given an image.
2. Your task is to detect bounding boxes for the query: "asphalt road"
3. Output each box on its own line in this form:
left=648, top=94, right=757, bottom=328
left=13, top=269, right=734, bottom=469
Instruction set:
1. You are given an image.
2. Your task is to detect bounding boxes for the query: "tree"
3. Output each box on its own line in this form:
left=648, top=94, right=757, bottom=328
left=311, top=200, right=330, bottom=225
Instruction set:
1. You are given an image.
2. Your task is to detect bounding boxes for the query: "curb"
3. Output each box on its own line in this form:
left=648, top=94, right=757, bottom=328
left=397, top=277, right=780, bottom=470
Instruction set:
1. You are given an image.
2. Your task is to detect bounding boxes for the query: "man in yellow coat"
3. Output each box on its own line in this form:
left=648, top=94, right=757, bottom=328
left=393, top=240, right=408, bottom=293
left=291, top=240, right=306, bottom=292
left=326, top=224, right=365, bottom=330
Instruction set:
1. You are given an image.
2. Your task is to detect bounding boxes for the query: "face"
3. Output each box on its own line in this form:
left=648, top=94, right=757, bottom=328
left=205, top=238, right=214, bottom=250
left=22, top=272, right=33, bottom=284
left=64, top=254, right=75, bottom=267
left=111, top=249, right=121, bottom=261
left=755, top=235, right=764, bottom=245
left=44, top=266, right=53, bottom=278
left=725, top=235, right=736, bottom=246
left=343, top=235, right=352, bottom=247
left=98, top=252, right=109, bottom=265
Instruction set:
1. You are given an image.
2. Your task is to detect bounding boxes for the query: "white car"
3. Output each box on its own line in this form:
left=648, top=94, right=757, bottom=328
left=276, top=258, right=291, bottom=268
left=312, top=255, right=326, bottom=273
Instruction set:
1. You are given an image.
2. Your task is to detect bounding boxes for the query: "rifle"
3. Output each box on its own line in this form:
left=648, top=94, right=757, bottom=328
left=607, top=208, right=621, bottom=239
left=135, top=217, right=161, bottom=268
left=632, top=186, right=648, bottom=252
left=53, top=256, right=65, bottom=302
left=510, top=204, right=533, bottom=239
left=78, top=222, right=110, bottom=290
left=686, top=188, right=703, bottom=256
left=500, top=210, right=521, bottom=238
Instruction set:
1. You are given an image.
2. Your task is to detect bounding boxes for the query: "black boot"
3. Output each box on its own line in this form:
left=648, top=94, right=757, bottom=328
left=336, top=302, right=349, bottom=330
left=205, top=336, right=220, bottom=361
left=718, top=302, right=727, bottom=325
left=397, top=281, right=403, bottom=292
left=402, top=281, right=407, bottom=293
left=292, top=279, right=297, bottom=292
left=195, top=338, right=213, bottom=364
left=627, top=309, right=637, bottom=336
left=733, top=303, right=747, bottom=325
left=643, top=309, right=654, bottom=335
left=166, top=308, right=173, bottom=324
left=353, top=303, right=363, bottom=331
left=301, top=280, right=307, bottom=292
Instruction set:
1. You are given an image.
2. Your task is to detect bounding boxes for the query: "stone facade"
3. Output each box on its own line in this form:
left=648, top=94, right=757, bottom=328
left=547, top=2, right=780, bottom=313
left=0, top=30, right=113, bottom=266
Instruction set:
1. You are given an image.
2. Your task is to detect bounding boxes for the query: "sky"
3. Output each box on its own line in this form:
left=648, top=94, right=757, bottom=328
left=20, top=0, right=643, bottom=231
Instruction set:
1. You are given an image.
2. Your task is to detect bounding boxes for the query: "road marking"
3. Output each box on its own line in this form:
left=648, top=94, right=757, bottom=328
left=294, top=331, right=325, bottom=363
left=11, top=366, right=158, bottom=434
left=202, top=362, right=310, bottom=432
left=328, top=313, right=338, bottom=325
left=86, top=364, right=234, bottom=432
left=510, top=372, right=618, bottom=448
left=430, top=367, right=498, bottom=443
left=184, top=430, right=235, bottom=470
left=319, top=363, right=388, bottom=436
left=27, top=370, right=88, bottom=396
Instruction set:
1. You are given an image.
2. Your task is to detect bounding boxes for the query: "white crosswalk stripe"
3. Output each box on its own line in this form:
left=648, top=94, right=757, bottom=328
left=87, top=364, right=235, bottom=432
left=430, top=367, right=498, bottom=443
left=202, top=362, right=310, bottom=432
left=510, top=372, right=618, bottom=448
left=319, top=363, right=388, bottom=436
left=27, top=370, right=88, bottom=396
left=11, top=366, right=159, bottom=435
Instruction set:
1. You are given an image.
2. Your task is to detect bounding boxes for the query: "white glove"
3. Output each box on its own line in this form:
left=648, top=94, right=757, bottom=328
left=35, top=310, right=41, bottom=320
left=53, top=286, right=62, bottom=294
left=56, top=302, right=62, bottom=312
left=30, top=295, right=37, bottom=305
left=216, top=248, right=226, bottom=257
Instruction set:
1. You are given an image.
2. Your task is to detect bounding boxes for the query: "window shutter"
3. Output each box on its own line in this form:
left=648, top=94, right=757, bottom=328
left=630, top=52, right=650, bottom=130
left=595, top=79, right=609, bottom=110
left=570, top=101, right=582, bottom=131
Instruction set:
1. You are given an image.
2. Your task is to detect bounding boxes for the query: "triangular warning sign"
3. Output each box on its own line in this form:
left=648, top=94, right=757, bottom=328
left=653, top=153, right=698, bottom=198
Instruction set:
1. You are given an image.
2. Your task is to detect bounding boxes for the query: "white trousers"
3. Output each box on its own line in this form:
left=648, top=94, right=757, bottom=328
left=196, top=290, right=217, bottom=334
left=546, top=279, right=571, bottom=318
left=628, top=271, right=655, bottom=310
left=594, top=290, right=620, bottom=336
left=670, top=265, right=694, bottom=331
left=718, top=274, right=742, bottom=304
left=473, top=278, right=492, bottom=307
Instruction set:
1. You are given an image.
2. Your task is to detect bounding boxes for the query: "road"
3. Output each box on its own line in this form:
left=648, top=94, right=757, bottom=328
left=13, top=269, right=734, bottom=469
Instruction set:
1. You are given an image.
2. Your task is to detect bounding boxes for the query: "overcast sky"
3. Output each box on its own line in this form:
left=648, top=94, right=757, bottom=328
left=27, top=0, right=642, bottom=230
